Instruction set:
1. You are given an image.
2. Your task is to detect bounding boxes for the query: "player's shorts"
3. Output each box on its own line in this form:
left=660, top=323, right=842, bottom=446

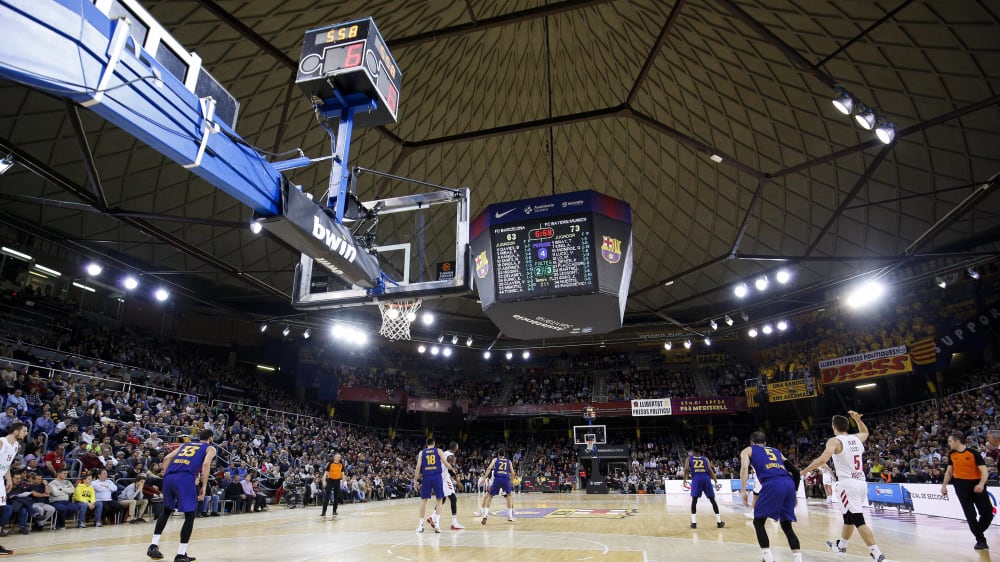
left=489, top=477, right=511, bottom=497
left=420, top=473, right=445, bottom=500
left=833, top=478, right=866, bottom=514
left=442, top=472, right=456, bottom=496
left=822, top=471, right=834, bottom=486
left=755, top=476, right=797, bottom=522
left=162, top=473, right=199, bottom=513
left=690, top=477, right=715, bottom=499
left=753, top=477, right=762, bottom=495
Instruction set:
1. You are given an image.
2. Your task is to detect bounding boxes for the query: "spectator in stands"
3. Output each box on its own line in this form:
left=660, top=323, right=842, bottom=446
left=0, top=407, right=17, bottom=431
left=199, top=477, right=222, bottom=517
left=48, top=468, right=84, bottom=528
left=6, top=389, right=27, bottom=415
left=91, top=469, right=122, bottom=526
left=81, top=448, right=103, bottom=473
left=33, top=410, right=55, bottom=437
left=25, top=473, right=55, bottom=529
left=1, top=473, right=34, bottom=535
left=239, top=473, right=258, bottom=512
left=119, top=475, right=149, bottom=523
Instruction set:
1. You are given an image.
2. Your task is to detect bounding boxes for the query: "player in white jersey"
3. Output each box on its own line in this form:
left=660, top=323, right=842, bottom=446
left=803, top=411, right=886, bottom=562
left=428, top=442, right=464, bottom=530
left=821, top=465, right=835, bottom=502
left=0, top=422, right=28, bottom=556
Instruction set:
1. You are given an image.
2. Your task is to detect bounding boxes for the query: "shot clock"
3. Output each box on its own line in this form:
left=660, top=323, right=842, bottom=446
left=296, top=18, right=402, bottom=127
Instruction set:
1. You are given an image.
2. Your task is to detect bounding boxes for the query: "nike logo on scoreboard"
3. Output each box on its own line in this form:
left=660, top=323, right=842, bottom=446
left=494, top=208, right=515, bottom=219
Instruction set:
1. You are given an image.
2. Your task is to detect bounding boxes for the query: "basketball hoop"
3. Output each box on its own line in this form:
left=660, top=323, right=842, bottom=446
left=377, top=297, right=422, bottom=340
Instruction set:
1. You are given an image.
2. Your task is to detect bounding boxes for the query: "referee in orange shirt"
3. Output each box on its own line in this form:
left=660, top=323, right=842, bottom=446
left=320, top=452, right=344, bottom=519
left=942, top=432, right=993, bottom=550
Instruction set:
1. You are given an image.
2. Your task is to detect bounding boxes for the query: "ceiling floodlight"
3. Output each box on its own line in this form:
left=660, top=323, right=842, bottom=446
left=430, top=345, right=440, bottom=356
left=260, top=323, right=268, bottom=333
left=303, top=328, right=311, bottom=339
left=466, top=337, right=473, bottom=347
left=683, top=340, right=692, bottom=349
left=755, top=276, right=769, bottom=291
left=704, top=337, right=711, bottom=346
left=724, top=315, right=734, bottom=327
left=483, top=351, right=491, bottom=359
left=777, top=320, right=789, bottom=331
left=854, top=106, right=877, bottom=130
left=762, top=324, right=773, bottom=335
left=417, top=344, right=426, bottom=354
left=123, top=276, right=139, bottom=290
left=522, top=350, right=530, bottom=360
left=282, top=325, right=291, bottom=337
left=442, top=347, right=453, bottom=358
left=845, top=280, right=886, bottom=310
left=709, top=319, right=718, bottom=331
left=832, top=89, right=854, bottom=115
left=505, top=351, right=513, bottom=360
left=875, top=121, right=895, bottom=144
left=664, top=341, right=672, bottom=351
left=748, top=328, right=758, bottom=338
left=421, top=311, right=434, bottom=325
left=775, top=269, right=791, bottom=284
left=250, top=220, right=263, bottom=234
left=451, top=335, right=459, bottom=345
left=968, top=268, right=980, bottom=280
left=734, top=283, right=749, bottom=298
left=153, top=288, right=169, bottom=302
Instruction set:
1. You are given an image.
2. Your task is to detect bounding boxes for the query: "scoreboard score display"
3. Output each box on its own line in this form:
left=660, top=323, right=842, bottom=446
left=296, top=18, right=401, bottom=127
left=471, top=191, right=634, bottom=340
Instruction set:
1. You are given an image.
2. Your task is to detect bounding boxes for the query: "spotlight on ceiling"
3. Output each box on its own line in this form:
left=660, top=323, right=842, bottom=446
left=740, top=312, right=749, bottom=322
left=465, top=337, right=473, bottom=347
left=832, top=88, right=854, bottom=115
left=762, top=324, right=774, bottom=335
left=451, top=335, right=459, bottom=345
left=683, top=340, right=692, bottom=350
left=704, top=337, right=711, bottom=346
left=0, top=153, right=13, bottom=175
left=875, top=120, right=895, bottom=144
left=709, top=319, right=718, bottom=331
left=755, top=276, right=769, bottom=291
left=443, top=347, right=453, bottom=358
left=483, top=350, right=491, bottom=360
left=123, top=276, right=139, bottom=290
left=260, top=323, right=268, bottom=333
left=777, top=320, right=789, bottom=332
left=748, top=328, right=758, bottom=338
left=437, top=334, right=444, bottom=343
left=430, top=345, right=440, bottom=356
left=734, top=283, right=749, bottom=298
left=968, top=268, right=980, bottom=280
left=519, top=349, right=530, bottom=360
left=854, top=106, right=877, bottom=130
left=418, top=344, right=426, bottom=354
left=421, top=311, right=434, bottom=326
left=845, top=280, right=886, bottom=310
left=505, top=351, right=513, bottom=360
left=303, top=328, right=311, bottom=339
left=775, top=269, right=791, bottom=284
left=664, top=341, right=672, bottom=351
left=249, top=220, right=263, bottom=234
left=85, top=263, right=103, bottom=277
left=282, top=325, right=291, bottom=337
left=935, top=277, right=947, bottom=289
left=709, top=154, right=723, bottom=164
left=724, top=315, right=734, bottom=327
left=153, top=288, right=169, bottom=302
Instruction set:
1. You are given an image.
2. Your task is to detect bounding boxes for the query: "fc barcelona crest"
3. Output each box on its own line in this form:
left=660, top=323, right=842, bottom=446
left=601, top=236, right=622, bottom=264
left=475, top=250, right=490, bottom=279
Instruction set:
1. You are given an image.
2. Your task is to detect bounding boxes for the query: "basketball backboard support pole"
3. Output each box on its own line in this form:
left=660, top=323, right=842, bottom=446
left=291, top=187, right=471, bottom=309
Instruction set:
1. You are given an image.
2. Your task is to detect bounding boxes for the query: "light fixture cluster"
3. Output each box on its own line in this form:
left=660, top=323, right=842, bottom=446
left=663, top=338, right=701, bottom=351
left=733, top=269, right=792, bottom=299
left=746, top=319, right=790, bottom=338
left=331, top=324, right=368, bottom=346
left=4, top=247, right=170, bottom=300
left=832, top=86, right=895, bottom=144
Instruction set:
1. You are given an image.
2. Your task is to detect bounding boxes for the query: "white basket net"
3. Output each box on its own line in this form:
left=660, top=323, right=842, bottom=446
left=377, top=298, right=422, bottom=340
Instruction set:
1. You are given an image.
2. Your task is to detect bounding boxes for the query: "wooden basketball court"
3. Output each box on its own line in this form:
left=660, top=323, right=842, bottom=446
left=13, top=492, right=991, bottom=561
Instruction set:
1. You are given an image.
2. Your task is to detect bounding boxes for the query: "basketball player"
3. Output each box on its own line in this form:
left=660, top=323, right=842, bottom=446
left=942, top=431, right=993, bottom=550
left=414, top=437, right=453, bottom=533
left=802, top=411, right=886, bottom=562
left=320, top=452, right=343, bottom=519
left=0, top=422, right=27, bottom=556
left=740, top=431, right=802, bottom=562
left=819, top=464, right=835, bottom=503
left=427, top=442, right=464, bottom=530
left=481, top=448, right=516, bottom=525
left=147, top=429, right=217, bottom=562
left=682, top=446, right=724, bottom=529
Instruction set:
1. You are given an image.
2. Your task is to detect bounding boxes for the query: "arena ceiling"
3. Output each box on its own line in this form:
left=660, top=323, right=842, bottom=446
left=0, top=0, right=999, bottom=345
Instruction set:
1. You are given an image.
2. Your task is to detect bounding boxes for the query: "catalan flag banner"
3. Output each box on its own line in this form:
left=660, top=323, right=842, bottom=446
left=745, top=386, right=759, bottom=408
left=909, top=337, right=937, bottom=366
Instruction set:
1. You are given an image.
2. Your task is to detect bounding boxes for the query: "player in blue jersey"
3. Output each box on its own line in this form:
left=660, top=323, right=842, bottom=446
left=481, top=447, right=516, bottom=525
left=413, top=437, right=454, bottom=533
left=147, top=429, right=217, bottom=562
left=683, top=446, right=725, bottom=529
left=740, top=431, right=802, bottom=562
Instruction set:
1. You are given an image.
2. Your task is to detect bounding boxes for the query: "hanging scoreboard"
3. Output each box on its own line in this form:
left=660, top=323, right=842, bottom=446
left=296, top=18, right=401, bottom=126
left=471, top=191, right=634, bottom=340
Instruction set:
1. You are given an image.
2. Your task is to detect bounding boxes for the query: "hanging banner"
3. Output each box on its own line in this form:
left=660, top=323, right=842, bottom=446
left=818, top=346, right=912, bottom=385
left=671, top=397, right=742, bottom=415
left=936, top=305, right=1000, bottom=354
left=630, top=398, right=672, bottom=417
left=766, top=378, right=819, bottom=403
left=696, top=354, right=726, bottom=366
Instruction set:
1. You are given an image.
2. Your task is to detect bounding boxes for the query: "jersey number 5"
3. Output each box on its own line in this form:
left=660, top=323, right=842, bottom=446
left=853, top=455, right=861, bottom=470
